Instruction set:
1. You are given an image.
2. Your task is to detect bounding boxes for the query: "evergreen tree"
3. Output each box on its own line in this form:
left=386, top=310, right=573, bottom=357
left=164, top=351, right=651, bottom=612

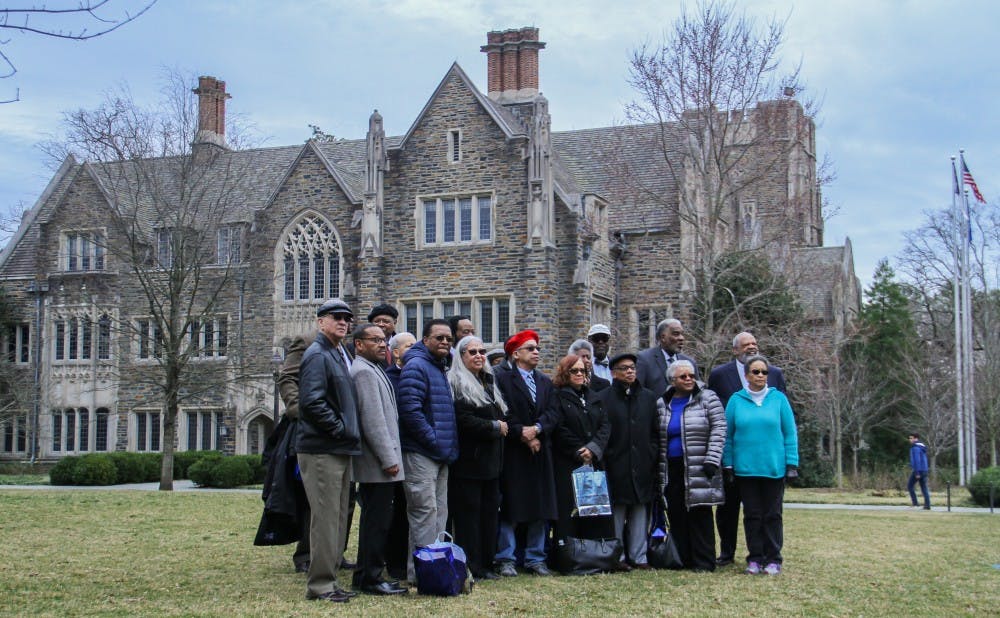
left=855, top=259, right=918, bottom=469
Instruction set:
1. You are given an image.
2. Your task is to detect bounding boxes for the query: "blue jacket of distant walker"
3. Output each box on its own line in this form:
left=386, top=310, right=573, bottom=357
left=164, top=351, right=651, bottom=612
left=909, top=441, right=929, bottom=474
left=397, top=341, right=459, bottom=464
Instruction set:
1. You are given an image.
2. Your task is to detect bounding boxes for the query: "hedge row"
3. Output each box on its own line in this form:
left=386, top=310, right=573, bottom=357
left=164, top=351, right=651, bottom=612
left=188, top=454, right=266, bottom=488
left=49, top=451, right=263, bottom=487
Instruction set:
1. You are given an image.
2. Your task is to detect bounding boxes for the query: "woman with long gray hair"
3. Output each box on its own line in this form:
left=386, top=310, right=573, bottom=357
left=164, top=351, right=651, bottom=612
left=447, top=335, right=509, bottom=582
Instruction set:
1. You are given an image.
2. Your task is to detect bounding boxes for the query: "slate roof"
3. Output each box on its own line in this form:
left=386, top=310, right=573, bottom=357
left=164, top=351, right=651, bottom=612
left=550, top=122, right=686, bottom=230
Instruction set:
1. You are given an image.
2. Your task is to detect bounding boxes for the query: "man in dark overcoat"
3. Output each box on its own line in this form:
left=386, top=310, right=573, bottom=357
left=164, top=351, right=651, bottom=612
left=596, top=352, right=660, bottom=569
left=494, top=329, right=560, bottom=577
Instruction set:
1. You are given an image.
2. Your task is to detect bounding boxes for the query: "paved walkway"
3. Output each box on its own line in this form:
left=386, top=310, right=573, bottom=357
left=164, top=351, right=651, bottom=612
left=1, top=482, right=995, bottom=513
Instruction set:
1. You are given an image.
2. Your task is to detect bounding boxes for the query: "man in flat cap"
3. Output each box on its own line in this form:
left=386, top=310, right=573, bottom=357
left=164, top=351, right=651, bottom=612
left=368, top=303, right=399, bottom=367
left=493, top=330, right=559, bottom=577
left=296, top=299, right=362, bottom=603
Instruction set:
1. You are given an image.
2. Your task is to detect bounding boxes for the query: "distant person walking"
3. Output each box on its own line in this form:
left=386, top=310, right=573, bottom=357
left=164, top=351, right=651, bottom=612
left=907, top=433, right=931, bottom=510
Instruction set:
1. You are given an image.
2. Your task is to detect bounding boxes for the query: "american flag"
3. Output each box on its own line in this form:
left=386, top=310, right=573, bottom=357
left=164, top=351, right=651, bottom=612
left=961, top=158, right=986, bottom=203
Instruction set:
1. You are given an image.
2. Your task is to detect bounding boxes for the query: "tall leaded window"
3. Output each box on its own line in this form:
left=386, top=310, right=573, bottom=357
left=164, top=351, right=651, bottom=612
left=134, top=411, right=162, bottom=452
left=184, top=410, right=221, bottom=451
left=136, top=319, right=163, bottom=360
left=418, top=193, right=494, bottom=248
left=51, top=407, right=107, bottom=453
left=156, top=229, right=173, bottom=268
left=53, top=312, right=111, bottom=362
left=281, top=215, right=342, bottom=302
left=187, top=316, right=229, bottom=358
left=217, top=226, right=242, bottom=265
left=4, top=323, right=30, bottom=364
left=1, top=414, right=28, bottom=453
left=63, top=230, right=105, bottom=271
left=398, top=296, right=513, bottom=345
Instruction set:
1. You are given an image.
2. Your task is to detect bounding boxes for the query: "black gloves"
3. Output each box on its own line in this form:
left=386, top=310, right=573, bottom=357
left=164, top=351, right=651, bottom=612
left=703, top=462, right=718, bottom=479
left=785, top=465, right=799, bottom=480
left=723, top=468, right=735, bottom=484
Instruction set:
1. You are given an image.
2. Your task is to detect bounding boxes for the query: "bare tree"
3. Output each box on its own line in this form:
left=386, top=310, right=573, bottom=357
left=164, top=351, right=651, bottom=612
left=899, top=343, right=957, bottom=480
left=622, top=0, right=822, bottom=363
left=897, top=202, right=1000, bottom=468
left=51, top=73, right=259, bottom=489
left=1, top=1, right=156, bottom=103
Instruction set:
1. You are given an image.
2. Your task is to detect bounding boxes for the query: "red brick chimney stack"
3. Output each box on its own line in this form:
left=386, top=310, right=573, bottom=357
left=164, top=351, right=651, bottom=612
left=481, top=27, right=546, bottom=102
left=192, top=76, right=231, bottom=148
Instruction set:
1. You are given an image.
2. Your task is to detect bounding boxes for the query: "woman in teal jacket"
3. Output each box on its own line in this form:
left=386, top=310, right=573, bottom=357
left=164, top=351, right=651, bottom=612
left=722, top=355, right=798, bottom=576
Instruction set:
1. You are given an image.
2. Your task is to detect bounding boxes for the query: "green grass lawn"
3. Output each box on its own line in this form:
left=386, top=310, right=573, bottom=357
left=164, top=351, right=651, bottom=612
left=0, top=489, right=997, bottom=616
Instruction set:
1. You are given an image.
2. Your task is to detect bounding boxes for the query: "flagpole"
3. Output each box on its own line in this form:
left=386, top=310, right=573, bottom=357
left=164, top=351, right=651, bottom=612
left=961, top=176, right=977, bottom=477
left=960, top=150, right=978, bottom=479
left=952, top=155, right=966, bottom=485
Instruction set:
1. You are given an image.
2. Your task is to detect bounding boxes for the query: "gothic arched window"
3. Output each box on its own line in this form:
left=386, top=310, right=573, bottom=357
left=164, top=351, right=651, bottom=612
left=281, top=214, right=342, bottom=302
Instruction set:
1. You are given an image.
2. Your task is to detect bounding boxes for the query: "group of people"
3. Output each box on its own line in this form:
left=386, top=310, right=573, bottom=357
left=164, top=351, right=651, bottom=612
left=278, top=300, right=800, bottom=603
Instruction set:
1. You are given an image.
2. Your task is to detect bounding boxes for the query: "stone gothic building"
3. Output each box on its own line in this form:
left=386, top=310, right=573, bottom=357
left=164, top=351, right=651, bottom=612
left=0, top=28, right=859, bottom=460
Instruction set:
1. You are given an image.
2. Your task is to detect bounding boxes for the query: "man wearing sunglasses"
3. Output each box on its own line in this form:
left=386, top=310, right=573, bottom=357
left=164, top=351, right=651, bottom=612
left=296, top=298, right=362, bottom=603
left=493, top=329, right=559, bottom=577
left=707, top=331, right=786, bottom=567
left=349, top=323, right=407, bottom=596
left=397, top=318, right=459, bottom=585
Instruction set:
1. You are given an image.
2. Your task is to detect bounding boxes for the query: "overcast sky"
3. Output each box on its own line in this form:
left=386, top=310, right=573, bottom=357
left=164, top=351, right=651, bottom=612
left=1, top=0, right=996, bottom=288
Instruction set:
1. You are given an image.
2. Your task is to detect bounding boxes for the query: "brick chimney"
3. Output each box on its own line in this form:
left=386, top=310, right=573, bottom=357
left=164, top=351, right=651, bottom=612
left=481, top=27, right=545, bottom=102
left=192, top=76, right=230, bottom=149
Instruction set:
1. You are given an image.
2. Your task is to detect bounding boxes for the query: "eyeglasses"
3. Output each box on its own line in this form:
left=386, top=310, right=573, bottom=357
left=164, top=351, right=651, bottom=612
left=568, top=368, right=588, bottom=375
left=674, top=373, right=695, bottom=380
left=431, top=335, right=454, bottom=343
left=327, top=313, right=353, bottom=323
left=750, top=369, right=769, bottom=376
left=358, top=336, right=386, bottom=344
left=465, top=348, right=487, bottom=356
left=517, top=345, right=540, bottom=353
left=613, top=364, right=636, bottom=372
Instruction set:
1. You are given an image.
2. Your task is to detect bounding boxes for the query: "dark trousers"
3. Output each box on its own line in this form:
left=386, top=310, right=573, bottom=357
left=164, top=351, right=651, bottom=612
left=352, top=482, right=399, bottom=587
left=448, top=476, right=501, bottom=577
left=908, top=472, right=931, bottom=508
left=666, top=458, right=716, bottom=571
left=292, top=501, right=311, bottom=569
left=715, top=474, right=741, bottom=561
left=738, top=476, right=785, bottom=565
left=384, top=482, right=409, bottom=579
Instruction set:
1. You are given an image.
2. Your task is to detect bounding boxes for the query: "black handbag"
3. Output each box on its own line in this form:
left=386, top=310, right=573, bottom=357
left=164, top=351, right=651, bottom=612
left=647, top=497, right=684, bottom=570
left=551, top=536, right=624, bottom=575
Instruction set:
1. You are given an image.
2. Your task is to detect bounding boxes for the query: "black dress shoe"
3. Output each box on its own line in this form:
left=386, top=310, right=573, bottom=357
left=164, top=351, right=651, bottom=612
left=716, top=556, right=734, bottom=567
left=476, top=571, right=500, bottom=581
left=333, top=587, right=359, bottom=599
left=294, top=561, right=310, bottom=573
left=362, top=581, right=408, bottom=595
left=340, top=558, right=357, bottom=570
left=306, top=590, right=351, bottom=603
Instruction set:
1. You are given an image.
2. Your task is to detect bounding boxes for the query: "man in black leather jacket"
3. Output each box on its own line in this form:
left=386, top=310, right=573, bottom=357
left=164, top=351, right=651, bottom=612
left=296, top=299, right=362, bottom=603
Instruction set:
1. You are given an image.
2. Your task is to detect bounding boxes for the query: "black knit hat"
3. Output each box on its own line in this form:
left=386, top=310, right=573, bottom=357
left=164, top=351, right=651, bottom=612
left=367, top=303, right=398, bottom=322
